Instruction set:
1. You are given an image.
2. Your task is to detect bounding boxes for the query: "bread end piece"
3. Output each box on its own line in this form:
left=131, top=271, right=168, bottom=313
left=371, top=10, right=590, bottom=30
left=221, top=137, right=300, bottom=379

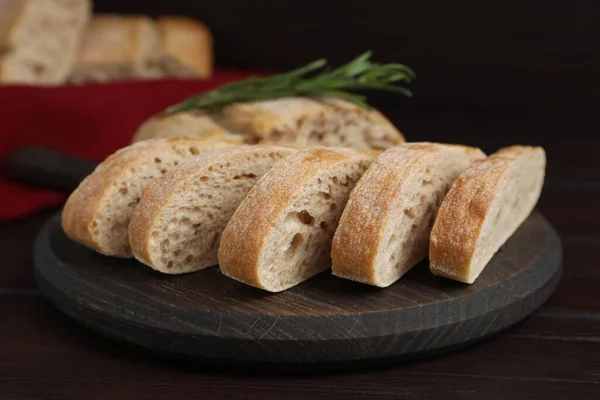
left=429, top=145, right=546, bottom=284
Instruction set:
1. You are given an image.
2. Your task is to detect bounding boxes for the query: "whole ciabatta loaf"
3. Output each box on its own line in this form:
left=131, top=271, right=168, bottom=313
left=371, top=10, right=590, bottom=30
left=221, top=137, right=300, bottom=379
left=131, top=112, right=248, bottom=143
left=218, top=147, right=374, bottom=292
left=331, top=142, right=486, bottom=288
left=132, top=97, right=404, bottom=150
left=128, top=145, right=296, bottom=274
left=0, top=0, right=90, bottom=84
left=61, top=137, right=237, bottom=258
left=429, top=145, right=546, bottom=284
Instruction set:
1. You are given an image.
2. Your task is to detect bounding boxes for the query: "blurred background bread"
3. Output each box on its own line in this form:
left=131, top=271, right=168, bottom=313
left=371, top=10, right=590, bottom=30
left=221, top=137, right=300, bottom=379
left=0, top=1, right=213, bottom=85
left=69, top=14, right=212, bottom=83
left=0, top=0, right=91, bottom=84
left=153, top=16, right=212, bottom=79
left=68, top=15, right=158, bottom=83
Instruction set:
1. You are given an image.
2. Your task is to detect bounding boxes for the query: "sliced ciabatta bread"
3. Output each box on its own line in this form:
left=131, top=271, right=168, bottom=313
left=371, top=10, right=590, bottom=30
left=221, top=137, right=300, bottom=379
left=429, top=145, right=546, bottom=284
left=128, top=145, right=296, bottom=274
left=133, top=97, right=404, bottom=150
left=61, top=137, right=236, bottom=258
left=331, top=142, right=486, bottom=287
left=218, top=148, right=374, bottom=292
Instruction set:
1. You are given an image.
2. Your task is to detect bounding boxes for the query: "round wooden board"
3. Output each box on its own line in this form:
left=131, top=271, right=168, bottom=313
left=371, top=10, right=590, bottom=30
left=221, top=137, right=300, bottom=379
left=34, top=210, right=562, bottom=371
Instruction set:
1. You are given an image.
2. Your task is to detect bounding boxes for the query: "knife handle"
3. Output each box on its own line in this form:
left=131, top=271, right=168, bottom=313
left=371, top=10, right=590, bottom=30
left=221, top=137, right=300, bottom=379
left=4, top=147, right=98, bottom=194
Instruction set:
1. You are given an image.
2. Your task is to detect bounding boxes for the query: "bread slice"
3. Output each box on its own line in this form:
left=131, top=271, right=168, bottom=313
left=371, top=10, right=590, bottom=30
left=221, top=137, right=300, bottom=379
left=128, top=145, right=296, bottom=274
left=131, top=112, right=248, bottom=144
left=0, top=0, right=90, bottom=84
left=331, top=142, right=486, bottom=287
left=429, top=145, right=546, bottom=284
left=61, top=137, right=236, bottom=258
left=68, top=15, right=159, bottom=84
left=153, top=16, right=212, bottom=78
left=218, top=147, right=374, bottom=292
left=134, top=97, right=405, bottom=150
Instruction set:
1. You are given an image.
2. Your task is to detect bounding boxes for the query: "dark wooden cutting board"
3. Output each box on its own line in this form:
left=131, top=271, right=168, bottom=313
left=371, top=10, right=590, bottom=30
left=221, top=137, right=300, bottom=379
left=33, top=209, right=562, bottom=371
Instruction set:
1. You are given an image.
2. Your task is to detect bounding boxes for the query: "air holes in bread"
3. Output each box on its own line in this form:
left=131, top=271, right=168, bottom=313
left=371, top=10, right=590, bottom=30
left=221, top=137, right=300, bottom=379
left=233, top=173, right=257, bottom=180
left=404, top=208, right=416, bottom=219
left=297, top=210, right=314, bottom=225
left=286, top=233, right=303, bottom=255
left=189, top=146, right=199, bottom=155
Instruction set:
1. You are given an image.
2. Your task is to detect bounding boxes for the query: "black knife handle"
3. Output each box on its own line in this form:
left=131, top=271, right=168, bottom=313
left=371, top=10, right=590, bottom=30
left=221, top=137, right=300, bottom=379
left=4, top=146, right=98, bottom=194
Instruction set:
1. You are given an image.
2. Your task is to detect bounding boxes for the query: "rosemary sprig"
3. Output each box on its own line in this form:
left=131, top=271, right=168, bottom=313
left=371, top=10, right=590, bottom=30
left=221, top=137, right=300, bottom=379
left=164, top=51, right=415, bottom=115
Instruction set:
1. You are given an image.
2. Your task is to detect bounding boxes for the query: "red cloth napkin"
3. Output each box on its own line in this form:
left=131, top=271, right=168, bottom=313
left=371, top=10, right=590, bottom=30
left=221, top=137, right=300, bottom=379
left=0, top=70, right=263, bottom=221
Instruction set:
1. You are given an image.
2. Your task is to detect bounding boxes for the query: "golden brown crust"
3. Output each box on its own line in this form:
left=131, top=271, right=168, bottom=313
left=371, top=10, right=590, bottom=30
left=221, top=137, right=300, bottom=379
left=220, top=97, right=405, bottom=146
left=429, top=145, right=543, bottom=282
left=129, top=145, right=296, bottom=268
left=218, top=147, right=372, bottom=289
left=131, top=112, right=238, bottom=143
left=61, top=137, right=235, bottom=256
left=74, top=15, right=153, bottom=67
left=156, top=16, right=212, bottom=77
left=331, top=142, right=486, bottom=285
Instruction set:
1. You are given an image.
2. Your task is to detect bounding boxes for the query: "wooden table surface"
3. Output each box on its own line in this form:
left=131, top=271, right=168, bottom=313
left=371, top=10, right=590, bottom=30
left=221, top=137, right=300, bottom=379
left=2, top=107, right=599, bottom=399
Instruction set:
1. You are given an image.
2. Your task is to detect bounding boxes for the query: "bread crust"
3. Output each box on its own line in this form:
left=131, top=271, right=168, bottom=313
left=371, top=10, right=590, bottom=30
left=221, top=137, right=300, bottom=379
left=156, top=16, right=212, bottom=78
left=220, top=97, right=404, bottom=145
left=218, top=147, right=372, bottom=289
left=331, top=142, right=486, bottom=286
left=136, top=97, right=404, bottom=149
left=129, top=145, right=296, bottom=270
left=72, top=15, right=155, bottom=68
left=61, top=137, right=235, bottom=257
left=429, top=145, right=546, bottom=283
left=131, top=112, right=241, bottom=143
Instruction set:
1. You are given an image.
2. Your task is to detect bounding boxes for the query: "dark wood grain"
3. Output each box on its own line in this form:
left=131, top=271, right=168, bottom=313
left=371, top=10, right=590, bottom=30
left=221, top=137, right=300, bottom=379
left=2, top=297, right=599, bottom=400
left=32, top=210, right=561, bottom=370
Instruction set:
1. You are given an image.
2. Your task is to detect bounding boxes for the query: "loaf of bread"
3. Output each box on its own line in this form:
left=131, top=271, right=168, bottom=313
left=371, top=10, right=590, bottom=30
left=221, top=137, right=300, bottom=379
left=429, top=145, right=546, bottom=284
left=69, top=15, right=212, bottom=83
left=132, top=112, right=248, bottom=143
left=0, top=0, right=90, bottom=84
left=331, top=142, right=486, bottom=287
left=128, top=145, right=296, bottom=274
left=61, top=137, right=237, bottom=258
left=132, top=97, right=405, bottom=150
left=68, top=15, right=158, bottom=83
left=153, top=16, right=212, bottom=78
left=218, top=147, right=374, bottom=292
